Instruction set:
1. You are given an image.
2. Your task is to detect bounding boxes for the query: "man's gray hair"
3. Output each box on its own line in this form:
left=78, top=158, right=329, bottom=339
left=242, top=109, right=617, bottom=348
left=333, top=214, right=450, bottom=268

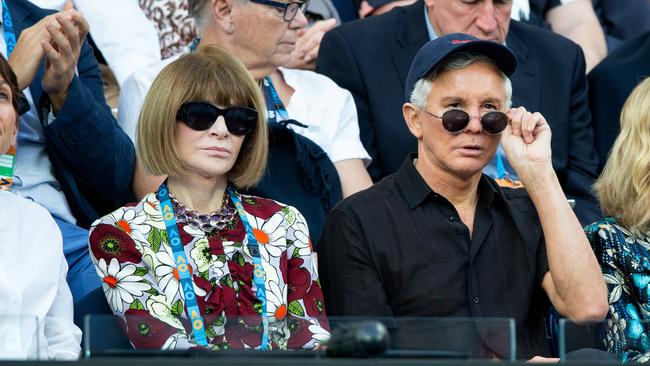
left=188, top=0, right=210, bottom=28
left=409, top=52, right=513, bottom=110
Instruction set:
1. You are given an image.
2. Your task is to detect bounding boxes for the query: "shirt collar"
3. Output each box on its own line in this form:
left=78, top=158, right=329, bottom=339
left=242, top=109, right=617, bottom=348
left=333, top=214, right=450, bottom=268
left=424, top=3, right=437, bottom=41
left=396, top=154, right=499, bottom=210
left=423, top=3, right=508, bottom=46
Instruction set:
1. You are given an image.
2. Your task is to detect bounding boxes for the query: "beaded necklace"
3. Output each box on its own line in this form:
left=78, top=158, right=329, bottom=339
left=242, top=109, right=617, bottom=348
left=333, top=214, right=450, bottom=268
left=167, top=191, right=236, bottom=232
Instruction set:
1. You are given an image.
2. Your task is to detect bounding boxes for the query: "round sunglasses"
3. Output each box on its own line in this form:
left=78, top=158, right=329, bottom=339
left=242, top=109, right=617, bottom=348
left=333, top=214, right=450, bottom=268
left=423, top=109, right=508, bottom=135
left=176, top=101, right=258, bottom=136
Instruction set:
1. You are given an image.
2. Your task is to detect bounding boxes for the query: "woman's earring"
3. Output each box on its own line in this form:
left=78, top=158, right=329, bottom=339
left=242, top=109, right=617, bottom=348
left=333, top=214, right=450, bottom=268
left=227, top=23, right=234, bottom=34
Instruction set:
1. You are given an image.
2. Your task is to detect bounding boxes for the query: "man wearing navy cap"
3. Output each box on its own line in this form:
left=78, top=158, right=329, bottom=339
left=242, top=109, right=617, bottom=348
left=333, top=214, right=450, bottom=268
left=318, top=34, right=608, bottom=360
left=317, top=0, right=602, bottom=226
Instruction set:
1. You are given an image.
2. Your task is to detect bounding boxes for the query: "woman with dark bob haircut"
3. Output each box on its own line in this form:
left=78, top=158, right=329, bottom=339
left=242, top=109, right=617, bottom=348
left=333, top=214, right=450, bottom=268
left=88, top=46, right=329, bottom=351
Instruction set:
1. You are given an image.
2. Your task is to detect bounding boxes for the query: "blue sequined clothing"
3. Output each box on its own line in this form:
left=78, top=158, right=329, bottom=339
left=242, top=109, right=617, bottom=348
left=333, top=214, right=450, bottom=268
left=586, top=217, right=650, bottom=362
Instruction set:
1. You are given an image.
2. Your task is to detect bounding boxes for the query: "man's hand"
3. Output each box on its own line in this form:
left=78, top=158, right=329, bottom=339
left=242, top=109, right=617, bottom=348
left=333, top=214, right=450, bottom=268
left=7, top=15, right=51, bottom=90
left=501, top=106, right=553, bottom=179
left=41, top=7, right=90, bottom=113
left=527, top=356, right=560, bottom=363
left=286, top=18, right=336, bottom=70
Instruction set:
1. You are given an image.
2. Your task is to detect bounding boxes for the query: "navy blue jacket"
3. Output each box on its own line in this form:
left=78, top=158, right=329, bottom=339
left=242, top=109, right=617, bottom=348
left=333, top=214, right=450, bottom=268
left=316, top=0, right=601, bottom=224
left=588, top=31, right=650, bottom=171
left=8, top=0, right=135, bottom=228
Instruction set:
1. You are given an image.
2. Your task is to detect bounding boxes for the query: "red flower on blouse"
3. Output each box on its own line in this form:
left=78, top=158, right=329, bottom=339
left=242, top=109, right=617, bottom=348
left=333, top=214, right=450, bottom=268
left=124, top=309, right=178, bottom=349
left=242, top=197, right=283, bottom=220
left=89, top=224, right=142, bottom=264
left=287, top=258, right=311, bottom=303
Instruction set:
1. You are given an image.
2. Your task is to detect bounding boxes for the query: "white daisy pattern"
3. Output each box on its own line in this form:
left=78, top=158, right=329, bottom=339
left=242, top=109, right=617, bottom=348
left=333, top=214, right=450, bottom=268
left=95, top=258, right=152, bottom=313
left=88, top=191, right=329, bottom=350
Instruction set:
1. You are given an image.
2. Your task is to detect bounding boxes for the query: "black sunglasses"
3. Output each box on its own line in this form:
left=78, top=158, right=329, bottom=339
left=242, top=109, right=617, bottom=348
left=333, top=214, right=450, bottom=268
left=176, top=102, right=257, bottom=136
left=424, top=109, right=508, bottom=135
left=249, top=0, right=309, bottom=22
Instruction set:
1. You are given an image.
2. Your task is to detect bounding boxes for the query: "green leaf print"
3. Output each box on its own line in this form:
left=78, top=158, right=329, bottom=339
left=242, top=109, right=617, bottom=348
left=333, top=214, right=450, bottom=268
left=205, top=326, right=217, bottom=339
left=171, top=299, right=184, bottom=317
left=288, top=300, right=305, bottom=317
left=130, top=299, right=145, bottom=310
left=134, top=267, right=149, bottom=276
left=214, top=315, right=225, bottom=327
left=148, top=228, right=163, bottom=252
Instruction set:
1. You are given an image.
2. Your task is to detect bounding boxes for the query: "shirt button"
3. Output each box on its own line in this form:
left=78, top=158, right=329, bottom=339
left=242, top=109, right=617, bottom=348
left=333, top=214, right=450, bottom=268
left=449, top=216, right=457, bottom=222
left=473, top=297, right=480, bottom=304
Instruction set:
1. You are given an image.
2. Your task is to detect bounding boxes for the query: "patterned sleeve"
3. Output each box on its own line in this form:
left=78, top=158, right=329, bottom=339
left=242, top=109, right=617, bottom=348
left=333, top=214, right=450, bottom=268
left=282, top=206, right=330, bottom=349
left=88, top=204, right=208, bottom=351
left=586, top=222, right=650, bottom=362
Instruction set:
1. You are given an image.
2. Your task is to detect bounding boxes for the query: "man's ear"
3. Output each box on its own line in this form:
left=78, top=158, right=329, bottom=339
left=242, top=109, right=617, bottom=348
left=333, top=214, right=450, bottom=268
left=403, top=102, right=424, bottom=139
left=210, top=0, right=235, bottom=32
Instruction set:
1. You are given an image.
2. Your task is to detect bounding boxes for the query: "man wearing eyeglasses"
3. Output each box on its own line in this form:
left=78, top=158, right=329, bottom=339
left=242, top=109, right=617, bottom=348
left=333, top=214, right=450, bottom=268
left=316, top=0, right=602, bottom=227
left=318, top=34, right=608, bottom=361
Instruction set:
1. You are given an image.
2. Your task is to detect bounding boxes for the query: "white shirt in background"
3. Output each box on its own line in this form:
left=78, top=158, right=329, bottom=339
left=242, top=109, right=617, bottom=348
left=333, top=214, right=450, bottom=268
left=0, top=191, right=81, bottom=360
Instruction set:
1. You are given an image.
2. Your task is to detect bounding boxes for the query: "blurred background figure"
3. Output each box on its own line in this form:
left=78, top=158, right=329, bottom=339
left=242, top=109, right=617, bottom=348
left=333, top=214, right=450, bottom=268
left=586, top=76, right=650, bottom=363
left=589, top=31, right=650, bottom=171
left=5, top=0, right=135, bottom=303
left=359, top=0, right=416, bottom=17
left=0, top=53, right=81, bottom=361
left=510, top=0, right=606, bottom=72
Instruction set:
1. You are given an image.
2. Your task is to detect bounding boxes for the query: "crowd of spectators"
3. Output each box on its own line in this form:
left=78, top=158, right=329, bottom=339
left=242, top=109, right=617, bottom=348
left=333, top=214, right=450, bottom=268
left=2, top=0, right=650, bottom=361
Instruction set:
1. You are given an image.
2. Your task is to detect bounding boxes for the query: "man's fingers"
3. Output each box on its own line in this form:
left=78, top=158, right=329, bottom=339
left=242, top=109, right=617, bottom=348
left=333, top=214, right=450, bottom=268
left=308, top=18, right=337, bottom=34
left=41, top=39, right=62, bottom=66
left=46, top=20, right=73, bottom=60
left=55, top=14, right=81, bottom=53
left=68, top=11, right=90, bottom=38
left=63, top=0, right=75, bottom=11
left=508, top=107, right=526, bottom=136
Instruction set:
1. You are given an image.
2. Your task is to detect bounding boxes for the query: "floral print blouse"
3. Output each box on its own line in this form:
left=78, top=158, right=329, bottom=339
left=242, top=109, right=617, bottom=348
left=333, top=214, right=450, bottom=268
left=586, top=217, right=650, bottom=362
left=88, top=190, right=329, bottom=350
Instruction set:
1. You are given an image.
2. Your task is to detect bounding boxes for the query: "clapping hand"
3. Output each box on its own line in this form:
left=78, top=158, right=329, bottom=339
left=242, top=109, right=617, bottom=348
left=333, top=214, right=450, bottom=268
left=286, top=18, right=337, bottom=70
left=41, top=2, right=90, bottom=112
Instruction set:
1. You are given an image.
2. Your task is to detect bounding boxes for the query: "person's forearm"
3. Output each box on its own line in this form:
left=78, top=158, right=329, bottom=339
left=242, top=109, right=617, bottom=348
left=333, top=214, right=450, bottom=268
left=555, top=22, right=606, bottom=72
left=521, top=166, right=607, bottom=321
left=546, top=1, right=606, bottom=72
left=334, top=159, right=373, bottom=197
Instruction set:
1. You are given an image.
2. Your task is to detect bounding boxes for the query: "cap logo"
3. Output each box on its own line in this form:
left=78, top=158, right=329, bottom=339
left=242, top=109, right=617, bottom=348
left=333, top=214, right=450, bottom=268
left=451, top=40, right=472, bottom=44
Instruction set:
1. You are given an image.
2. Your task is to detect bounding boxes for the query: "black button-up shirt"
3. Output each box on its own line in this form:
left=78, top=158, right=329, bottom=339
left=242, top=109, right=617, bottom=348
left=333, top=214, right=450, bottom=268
left=318, top=157, right=551, bottom=359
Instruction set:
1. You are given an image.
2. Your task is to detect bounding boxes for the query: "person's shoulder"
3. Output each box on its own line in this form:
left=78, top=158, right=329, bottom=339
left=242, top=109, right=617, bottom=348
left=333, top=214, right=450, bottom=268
left=584, top=217, right=628, bottom=242
left=90, top=193, right=154, bottom=229
left=281, top=68, right=351, bottom=100
left=122, top=54, right=181, bottom=91
left=590, top=30, right=650, bottom=76
left=281, top=68, right=343, bottom=92
left=327, top=4, right=411, bottom=41
left=332, top=175, right=399, bottom=213
left=0, top=190, right=54, bottom=223
left=238, top=193, right=310, bottom=227
left=509, top=20, right=580, bottom=53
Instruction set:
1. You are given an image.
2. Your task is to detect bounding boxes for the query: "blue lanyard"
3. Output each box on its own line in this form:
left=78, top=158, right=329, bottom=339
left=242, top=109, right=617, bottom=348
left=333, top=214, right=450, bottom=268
left=495, top=153, right=506, bottom=179
left=2, top=0, right=16, bottom=56
left=157, top=183, right=270, bottom=350
left=227, top=186, right=270, bottom=350
left=158, top=184, right=209, bottom=346
left=261, top=77, right=289, bottom=124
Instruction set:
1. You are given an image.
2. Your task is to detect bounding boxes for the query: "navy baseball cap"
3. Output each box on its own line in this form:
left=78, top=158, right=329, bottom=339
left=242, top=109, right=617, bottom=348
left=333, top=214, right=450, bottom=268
left=404, top=33, right=517, bottom=101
